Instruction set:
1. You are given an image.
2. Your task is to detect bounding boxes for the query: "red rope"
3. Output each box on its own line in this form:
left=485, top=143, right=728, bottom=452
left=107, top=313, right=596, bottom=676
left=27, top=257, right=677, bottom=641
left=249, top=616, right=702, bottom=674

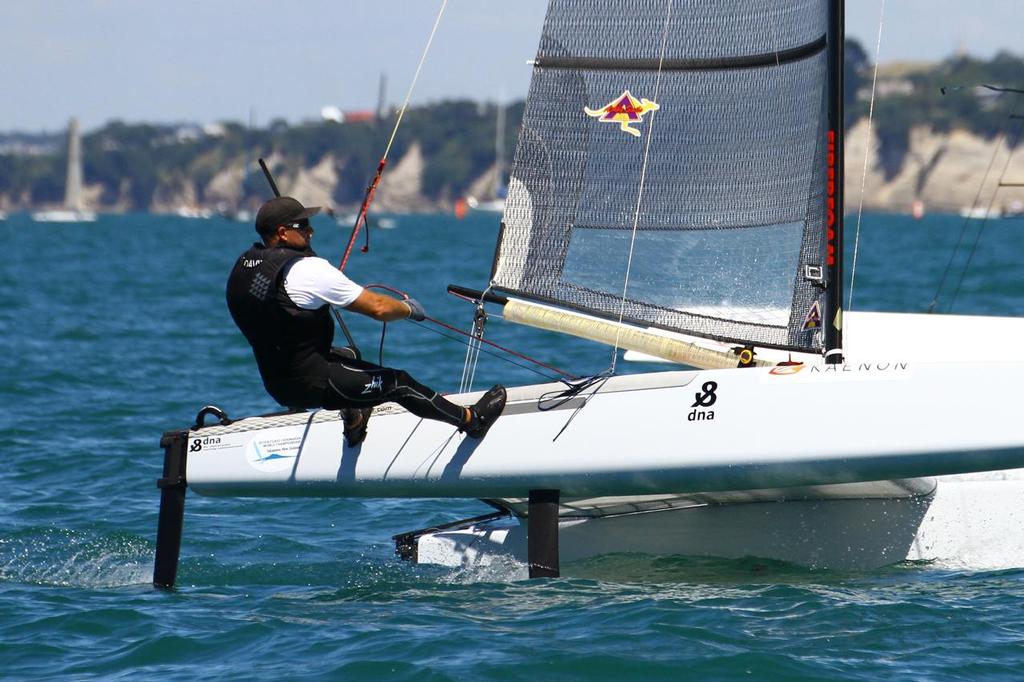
left=339, top=158, right=387, bottom=271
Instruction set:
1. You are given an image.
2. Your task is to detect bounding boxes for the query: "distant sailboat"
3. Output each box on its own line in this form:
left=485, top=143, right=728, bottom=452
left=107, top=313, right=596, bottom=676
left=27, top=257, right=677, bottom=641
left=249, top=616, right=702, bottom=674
left=218, top=107, right=257, bottom=223
left=466, top=101, right=507, bottom=213
left=959, top=205, right=1001, bottom=220
left=32, top=118, right=97, bottom=223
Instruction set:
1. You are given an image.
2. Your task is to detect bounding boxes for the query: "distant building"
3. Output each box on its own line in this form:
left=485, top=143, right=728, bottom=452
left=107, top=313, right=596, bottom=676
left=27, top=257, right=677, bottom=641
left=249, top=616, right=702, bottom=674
left=0, top=132, right=61, bottom=156
left=202, top=122, right=227, bottom=137
left=321, top=106, right=344, bottom=123
left=342, top=111, right=375, bottom=123
left=319, top=108, right=376, bottom=124
left=174, top=125, right=203, bottom=143
left=858, top=79, right=916, bottom=100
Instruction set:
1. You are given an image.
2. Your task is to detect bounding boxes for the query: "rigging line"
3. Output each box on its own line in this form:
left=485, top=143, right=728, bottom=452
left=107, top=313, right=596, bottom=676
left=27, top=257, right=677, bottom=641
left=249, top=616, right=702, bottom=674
left=459, top=309, right=484, bottom=393
left=610, top=0, right=674, bottom=375
left=461, top=282, right=503, bottom=392
left=463, top=342, right=479, bottom=392
left=848, top=0, right=886, bottom=312
left=948, top=111, right=1024, bottom=311
left=339, top=0, right=449, bottom=270
left=461, top=303, right=487, bottom=393
left=357, top=283, right=577, bottom=379
left=538, top=371, right=612, bottom=411
left=927, top=126, right=1009, bottom=313
left=384, top=0, right=448, bottom=160
left=551, top=374, right=612, bottom=443
left=465, top=318, right=485, bottom=391
left=459, top=329, right=475, bottom=392
left=460, top=333, right=480, bottom=392
left=415, top=315, right=579, bottom=380
left=411, top=320, right=565, bottom=383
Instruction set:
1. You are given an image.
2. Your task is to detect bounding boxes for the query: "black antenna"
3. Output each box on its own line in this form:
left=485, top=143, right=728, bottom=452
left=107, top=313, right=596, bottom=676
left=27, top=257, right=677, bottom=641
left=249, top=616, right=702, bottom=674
left=258, top=158, right=281, bottom=197
left=256, top=158, right=359, bottom=351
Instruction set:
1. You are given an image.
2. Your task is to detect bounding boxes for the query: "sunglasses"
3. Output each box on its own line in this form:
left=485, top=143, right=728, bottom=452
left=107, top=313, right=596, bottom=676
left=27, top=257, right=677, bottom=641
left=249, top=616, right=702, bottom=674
left=282, top=219, right=313, bottom=233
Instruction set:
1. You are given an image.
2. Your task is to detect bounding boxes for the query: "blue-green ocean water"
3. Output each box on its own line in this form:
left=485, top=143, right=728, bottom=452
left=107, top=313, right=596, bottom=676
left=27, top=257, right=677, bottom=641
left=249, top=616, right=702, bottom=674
left=3, top=210, right=1024, bottom=680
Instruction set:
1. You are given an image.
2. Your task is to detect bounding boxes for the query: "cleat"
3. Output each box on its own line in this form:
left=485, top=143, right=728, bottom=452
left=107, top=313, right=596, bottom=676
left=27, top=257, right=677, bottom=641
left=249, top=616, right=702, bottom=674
left=342, top=407, right=372, bottom=447
left=463, top=385, right=507, bottom=439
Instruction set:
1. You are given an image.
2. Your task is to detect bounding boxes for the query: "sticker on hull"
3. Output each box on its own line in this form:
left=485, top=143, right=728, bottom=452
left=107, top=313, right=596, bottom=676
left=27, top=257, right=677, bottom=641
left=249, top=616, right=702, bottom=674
left=245, top=435, right=301, bottom=473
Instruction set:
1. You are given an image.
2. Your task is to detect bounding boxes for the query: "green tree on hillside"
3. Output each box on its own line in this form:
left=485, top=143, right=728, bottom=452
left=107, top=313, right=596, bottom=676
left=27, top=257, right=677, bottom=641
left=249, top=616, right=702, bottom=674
left=2, top=48, right=1022, bottom=211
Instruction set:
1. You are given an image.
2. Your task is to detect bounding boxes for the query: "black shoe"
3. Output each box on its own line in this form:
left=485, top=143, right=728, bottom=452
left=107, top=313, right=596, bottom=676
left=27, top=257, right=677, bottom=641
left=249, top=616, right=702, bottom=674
left=342, top=407, right=372, bottom=447
left=463, top=385, right=507, bottom=439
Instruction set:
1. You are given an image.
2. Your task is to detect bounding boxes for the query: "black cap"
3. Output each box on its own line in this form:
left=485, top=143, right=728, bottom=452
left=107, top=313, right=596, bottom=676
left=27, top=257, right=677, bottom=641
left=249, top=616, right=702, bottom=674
left=255, top=196, right=321, bottom=237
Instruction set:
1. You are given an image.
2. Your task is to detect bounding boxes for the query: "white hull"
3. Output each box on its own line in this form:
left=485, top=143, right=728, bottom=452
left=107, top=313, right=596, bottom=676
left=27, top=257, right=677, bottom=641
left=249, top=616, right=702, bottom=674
left=183, top=359, right=1024, bottom=570
left=175, top=207, right=213, bottom=219
left=187, top=361, right=1024, bottom=498
left=414, top=471, right=1024, bottom=571
left=31, top=209, right=97, bottom=223
left=960, top=206, right=1002, bottom=220
left=415, top=470, right=1024, bottom=571
left=336, top=214, right=397, bottom=229
left=465, top=196, right=505, bottom=213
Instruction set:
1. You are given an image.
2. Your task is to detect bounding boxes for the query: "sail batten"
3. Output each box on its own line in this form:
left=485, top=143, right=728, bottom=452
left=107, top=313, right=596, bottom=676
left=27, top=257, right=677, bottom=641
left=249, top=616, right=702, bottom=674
left=534, top=34, right=827, bottom=72
left=493, top=0, right=832, bottom=352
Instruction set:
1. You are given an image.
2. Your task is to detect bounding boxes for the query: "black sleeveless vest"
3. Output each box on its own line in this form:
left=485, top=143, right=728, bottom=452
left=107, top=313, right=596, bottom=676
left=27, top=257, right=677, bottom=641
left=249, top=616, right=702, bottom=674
left=225, top=243, right=334, bottom=407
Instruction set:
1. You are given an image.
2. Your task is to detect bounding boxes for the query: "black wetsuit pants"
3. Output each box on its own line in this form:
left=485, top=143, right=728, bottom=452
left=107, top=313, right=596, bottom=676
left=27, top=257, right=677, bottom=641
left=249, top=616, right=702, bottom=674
left=321, top=356, right=467, bottom=427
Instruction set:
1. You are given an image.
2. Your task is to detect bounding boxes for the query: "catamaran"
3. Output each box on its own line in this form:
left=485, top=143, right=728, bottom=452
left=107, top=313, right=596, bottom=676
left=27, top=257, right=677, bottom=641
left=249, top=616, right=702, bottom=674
left=153, top=0, right=1024, bottom=587
left=31, top=118, right=97, bottom=223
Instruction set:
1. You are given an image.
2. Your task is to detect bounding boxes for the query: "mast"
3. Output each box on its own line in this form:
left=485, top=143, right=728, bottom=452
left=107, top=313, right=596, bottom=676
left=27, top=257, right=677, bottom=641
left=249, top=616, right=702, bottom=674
left=376, top=72, right=388, bottom=123
left=825, top=0, right=845, bottom=363
left=494, top=100, right=505, bottom=200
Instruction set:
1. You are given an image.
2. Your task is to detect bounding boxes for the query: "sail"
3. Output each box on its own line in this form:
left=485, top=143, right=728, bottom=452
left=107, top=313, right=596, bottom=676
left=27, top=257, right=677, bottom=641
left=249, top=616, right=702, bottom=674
left=492, top=0, right=833, bottom=352
left=64, top=118, right=84, bottom=212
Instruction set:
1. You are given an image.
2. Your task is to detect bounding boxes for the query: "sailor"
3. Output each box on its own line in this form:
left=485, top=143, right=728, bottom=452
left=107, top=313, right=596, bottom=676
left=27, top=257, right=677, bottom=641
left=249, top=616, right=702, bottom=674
left=226, top=196, right=506, bottom=445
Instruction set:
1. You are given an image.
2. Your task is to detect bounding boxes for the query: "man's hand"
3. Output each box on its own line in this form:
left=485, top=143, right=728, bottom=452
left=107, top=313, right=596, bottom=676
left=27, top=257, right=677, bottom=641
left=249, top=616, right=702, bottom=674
left=405, top=298, right=427, bottom=321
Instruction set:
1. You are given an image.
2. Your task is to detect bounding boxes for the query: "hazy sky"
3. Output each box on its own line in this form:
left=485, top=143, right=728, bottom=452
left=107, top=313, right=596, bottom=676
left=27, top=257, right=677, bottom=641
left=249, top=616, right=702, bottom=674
left=2, top=0, right=1021, bottom=133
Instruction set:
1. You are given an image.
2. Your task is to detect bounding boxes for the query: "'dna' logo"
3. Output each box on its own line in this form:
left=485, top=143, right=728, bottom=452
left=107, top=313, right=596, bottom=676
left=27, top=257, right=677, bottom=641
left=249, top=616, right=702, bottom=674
left=584, top=90, right=660, bottom=137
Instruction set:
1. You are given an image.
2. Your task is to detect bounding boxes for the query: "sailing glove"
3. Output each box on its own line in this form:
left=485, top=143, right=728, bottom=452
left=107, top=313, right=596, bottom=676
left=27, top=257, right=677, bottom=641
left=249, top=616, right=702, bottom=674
left=405, top=298, right=427, bottom=321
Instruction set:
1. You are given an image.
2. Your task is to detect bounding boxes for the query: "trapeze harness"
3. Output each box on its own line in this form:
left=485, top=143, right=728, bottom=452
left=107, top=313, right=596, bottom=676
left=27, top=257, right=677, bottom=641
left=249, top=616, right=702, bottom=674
left=225, top=243, right=466, bottom=425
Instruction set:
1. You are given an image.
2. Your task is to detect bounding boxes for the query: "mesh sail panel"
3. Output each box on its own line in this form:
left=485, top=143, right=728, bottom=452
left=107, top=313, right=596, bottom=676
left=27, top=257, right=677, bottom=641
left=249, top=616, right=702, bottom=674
left=492, top=0, right=830, bottom=351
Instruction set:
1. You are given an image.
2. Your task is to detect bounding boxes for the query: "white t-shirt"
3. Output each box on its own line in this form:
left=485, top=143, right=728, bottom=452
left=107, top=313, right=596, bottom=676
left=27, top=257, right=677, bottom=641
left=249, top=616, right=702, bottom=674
left=282, top=256, right=364, bottom=310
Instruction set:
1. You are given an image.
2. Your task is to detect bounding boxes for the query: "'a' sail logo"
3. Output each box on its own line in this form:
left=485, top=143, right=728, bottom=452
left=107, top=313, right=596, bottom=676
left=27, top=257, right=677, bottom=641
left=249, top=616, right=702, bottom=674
left=584, top=90, right=659, bottom=137
left=802, top=301, right=823, bottom=331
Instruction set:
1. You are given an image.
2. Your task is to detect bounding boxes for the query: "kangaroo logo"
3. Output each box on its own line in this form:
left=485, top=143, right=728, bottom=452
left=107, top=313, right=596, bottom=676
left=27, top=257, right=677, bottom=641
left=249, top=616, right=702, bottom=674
left=584, top=90, right=660, bottom=137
